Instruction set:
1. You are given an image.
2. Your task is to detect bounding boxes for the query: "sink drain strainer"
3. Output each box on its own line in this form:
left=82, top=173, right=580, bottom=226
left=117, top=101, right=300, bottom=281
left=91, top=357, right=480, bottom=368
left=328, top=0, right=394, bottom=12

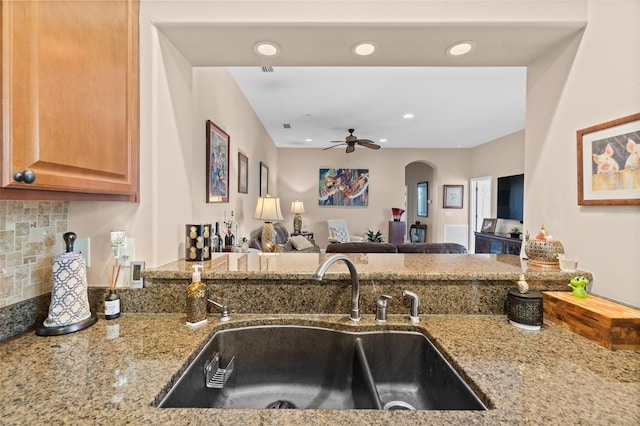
left=383, top=400, right=417, bottom=411
left=266, top=400, right=297, bottom=409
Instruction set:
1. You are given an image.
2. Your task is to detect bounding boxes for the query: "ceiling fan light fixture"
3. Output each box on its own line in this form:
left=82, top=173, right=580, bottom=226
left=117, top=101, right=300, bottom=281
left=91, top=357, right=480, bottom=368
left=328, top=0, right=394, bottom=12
left=352, top=41, right=376, bottom=56
left=254, top=41, right=280, bottom=57
left=446, top=41, right=475, bottom=57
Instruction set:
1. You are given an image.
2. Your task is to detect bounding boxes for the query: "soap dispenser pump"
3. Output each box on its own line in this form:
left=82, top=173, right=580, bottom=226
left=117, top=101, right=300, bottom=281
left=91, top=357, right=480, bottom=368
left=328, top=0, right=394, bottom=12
left=186, top=265, right=207, bottom=328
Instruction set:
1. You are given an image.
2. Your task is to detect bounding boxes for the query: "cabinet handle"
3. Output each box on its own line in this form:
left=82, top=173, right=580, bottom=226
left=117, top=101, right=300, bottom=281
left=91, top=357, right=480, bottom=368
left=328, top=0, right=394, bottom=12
left=13, top=169, right=36, bottom=184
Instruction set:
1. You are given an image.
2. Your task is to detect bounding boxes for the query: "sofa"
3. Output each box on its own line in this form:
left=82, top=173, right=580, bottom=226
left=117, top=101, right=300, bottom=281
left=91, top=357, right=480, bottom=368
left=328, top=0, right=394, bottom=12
left=326, top=242, right=468, bottom=254
left=249, top=222, right=321, bottom=253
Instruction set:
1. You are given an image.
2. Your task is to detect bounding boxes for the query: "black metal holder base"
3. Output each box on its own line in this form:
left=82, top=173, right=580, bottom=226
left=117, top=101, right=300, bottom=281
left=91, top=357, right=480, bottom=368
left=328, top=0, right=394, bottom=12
left=35, top=312, right=98, bottom=336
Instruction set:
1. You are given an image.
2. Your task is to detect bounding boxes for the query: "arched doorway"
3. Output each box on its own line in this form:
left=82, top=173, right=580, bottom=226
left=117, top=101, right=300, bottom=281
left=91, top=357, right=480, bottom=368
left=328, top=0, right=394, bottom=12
left=405, top=161, right=434, bottom=243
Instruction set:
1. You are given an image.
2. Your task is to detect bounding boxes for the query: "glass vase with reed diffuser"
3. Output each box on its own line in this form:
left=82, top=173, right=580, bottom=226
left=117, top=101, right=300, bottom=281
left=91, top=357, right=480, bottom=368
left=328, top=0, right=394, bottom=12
left=105, top=261, right=122, bottom=320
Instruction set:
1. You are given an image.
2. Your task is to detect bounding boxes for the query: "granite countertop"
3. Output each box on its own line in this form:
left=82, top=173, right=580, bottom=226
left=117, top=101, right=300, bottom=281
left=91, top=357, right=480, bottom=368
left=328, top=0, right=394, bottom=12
left=1, top=313, right=637, bottom=425
left=144, top=253, right=591, bottom=281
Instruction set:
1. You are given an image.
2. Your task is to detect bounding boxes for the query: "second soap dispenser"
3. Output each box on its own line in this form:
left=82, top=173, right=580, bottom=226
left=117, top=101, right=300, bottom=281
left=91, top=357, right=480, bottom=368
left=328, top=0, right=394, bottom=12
left=186, top=265, right=208, bottom=328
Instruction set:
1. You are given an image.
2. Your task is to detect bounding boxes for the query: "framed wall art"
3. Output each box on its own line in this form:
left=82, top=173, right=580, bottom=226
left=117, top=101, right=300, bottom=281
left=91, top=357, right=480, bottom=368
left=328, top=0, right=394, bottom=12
left=577, top=112, right=640, bottom=205
left=318, top=168, right=369, bottom=206
left=238, top=152, right=248, bottom=194
left=206, top=120, right=230, bottom=203
left=260, top=162, right=269, bottom=196
left=443, top=184, right=464, bottom=209
left=417, top=181, right=428, bottom=217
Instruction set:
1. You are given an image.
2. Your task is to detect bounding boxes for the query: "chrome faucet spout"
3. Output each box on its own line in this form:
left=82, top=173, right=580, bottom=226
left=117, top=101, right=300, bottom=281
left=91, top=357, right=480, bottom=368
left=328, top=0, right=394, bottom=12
left=314, top=254, right=360, bottom=322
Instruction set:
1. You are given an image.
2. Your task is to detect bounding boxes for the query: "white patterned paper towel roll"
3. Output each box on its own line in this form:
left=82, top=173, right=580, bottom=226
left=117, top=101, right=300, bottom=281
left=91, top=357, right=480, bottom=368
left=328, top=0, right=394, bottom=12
left=43, top=252, right=92, bottom=327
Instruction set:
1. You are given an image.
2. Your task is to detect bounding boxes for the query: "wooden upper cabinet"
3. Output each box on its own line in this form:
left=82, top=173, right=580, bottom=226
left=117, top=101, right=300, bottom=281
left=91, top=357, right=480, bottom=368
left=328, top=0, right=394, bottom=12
left=1, top=0, right=139, bottom=201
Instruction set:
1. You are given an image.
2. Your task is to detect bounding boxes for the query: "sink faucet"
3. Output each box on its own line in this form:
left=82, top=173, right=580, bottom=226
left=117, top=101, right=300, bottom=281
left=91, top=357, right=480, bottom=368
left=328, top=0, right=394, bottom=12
left=402, top=290, right=420, bottom=323
left=314, top=254, right=360, bottom=322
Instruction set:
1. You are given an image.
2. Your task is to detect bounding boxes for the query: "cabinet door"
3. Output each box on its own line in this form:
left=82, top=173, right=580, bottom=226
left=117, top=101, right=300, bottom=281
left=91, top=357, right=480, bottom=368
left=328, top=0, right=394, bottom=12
left=2, top=0, right=139, bottom=199
left=504, top=240, right=522, bottom=255
left=475, top=235, right=491, bottom=253
left=489, top=240, right=504, bottom=254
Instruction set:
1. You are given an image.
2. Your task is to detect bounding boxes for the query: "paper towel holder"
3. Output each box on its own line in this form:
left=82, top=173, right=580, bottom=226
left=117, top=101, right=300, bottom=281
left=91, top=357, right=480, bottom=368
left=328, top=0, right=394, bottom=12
left=36, top=232, right=98, bottom=336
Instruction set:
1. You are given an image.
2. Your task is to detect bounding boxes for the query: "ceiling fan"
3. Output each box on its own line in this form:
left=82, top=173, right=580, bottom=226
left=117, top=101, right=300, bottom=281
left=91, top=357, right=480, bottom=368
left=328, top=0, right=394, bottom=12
left=324, top=129, right=381, bottom=153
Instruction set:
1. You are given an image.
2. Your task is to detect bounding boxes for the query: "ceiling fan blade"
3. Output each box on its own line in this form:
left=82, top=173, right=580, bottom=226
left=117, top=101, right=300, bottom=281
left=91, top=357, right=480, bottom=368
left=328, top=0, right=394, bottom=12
left=323, top=143, right=344, bottom=150
left=356, top=138, right=375, bottom=144
left=358, top=140, right=381, bottom=150
left=345, top=144, right=355, bottom=153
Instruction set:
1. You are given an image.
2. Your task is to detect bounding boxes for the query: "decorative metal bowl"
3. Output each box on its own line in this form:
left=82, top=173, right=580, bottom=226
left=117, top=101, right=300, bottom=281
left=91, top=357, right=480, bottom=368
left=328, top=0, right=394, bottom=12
left=525, top=238, right=564, bottom=266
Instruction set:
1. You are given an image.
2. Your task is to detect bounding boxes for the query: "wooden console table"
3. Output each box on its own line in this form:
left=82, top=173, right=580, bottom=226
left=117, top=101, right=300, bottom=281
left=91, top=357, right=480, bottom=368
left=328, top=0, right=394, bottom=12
left=474, top=232, right=522, bottom=255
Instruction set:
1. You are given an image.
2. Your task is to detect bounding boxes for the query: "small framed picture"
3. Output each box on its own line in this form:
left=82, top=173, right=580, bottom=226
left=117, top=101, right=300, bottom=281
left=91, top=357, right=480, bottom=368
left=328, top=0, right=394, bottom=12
left=443, top=184, right=464, bottom=209
left=130, top=261, right=145, bottom=288
left=238, top=152, right=248, bottom=194
left=481, top=218, right=497, bottom=234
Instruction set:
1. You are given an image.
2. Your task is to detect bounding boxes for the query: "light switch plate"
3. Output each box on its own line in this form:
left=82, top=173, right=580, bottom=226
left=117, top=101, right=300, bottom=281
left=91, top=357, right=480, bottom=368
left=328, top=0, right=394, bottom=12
left=75, top=237, right=91, bottom=267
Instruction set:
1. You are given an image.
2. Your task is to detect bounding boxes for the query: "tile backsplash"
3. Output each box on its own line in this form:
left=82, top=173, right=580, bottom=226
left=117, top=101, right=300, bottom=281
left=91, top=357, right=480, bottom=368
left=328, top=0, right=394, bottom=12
left=0, top=201, right=69, bottom=308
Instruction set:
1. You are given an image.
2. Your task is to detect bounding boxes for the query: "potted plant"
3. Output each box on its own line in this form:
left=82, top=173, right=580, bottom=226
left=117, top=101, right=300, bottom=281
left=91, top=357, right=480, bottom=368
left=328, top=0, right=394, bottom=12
left=509, top=227, right=522, bottom=239
left=366, top=229, right=384, bottom=242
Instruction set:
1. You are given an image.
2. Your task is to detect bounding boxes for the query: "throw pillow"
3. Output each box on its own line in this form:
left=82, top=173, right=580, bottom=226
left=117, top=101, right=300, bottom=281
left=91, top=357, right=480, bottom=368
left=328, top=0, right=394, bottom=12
left=331, top=226, right=350, bottom=243
left=289, top=235, right=314, bottom=250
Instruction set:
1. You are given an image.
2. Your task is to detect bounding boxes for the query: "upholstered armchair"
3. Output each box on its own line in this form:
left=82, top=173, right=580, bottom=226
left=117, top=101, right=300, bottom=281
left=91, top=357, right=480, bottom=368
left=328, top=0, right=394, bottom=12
left=327, top=219, right=364, bottom=243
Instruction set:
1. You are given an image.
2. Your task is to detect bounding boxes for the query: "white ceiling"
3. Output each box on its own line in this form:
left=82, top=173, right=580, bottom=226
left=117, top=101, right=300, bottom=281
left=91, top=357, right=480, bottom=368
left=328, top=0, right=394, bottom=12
left=156, top=22, right=584, bottom=149
left=227, top=66, right=526, bottom=149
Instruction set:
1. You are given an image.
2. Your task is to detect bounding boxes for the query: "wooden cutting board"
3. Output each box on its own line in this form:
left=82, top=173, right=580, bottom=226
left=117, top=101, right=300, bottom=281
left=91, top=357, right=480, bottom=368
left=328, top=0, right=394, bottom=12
left=543, top=291, right=640, bottom=350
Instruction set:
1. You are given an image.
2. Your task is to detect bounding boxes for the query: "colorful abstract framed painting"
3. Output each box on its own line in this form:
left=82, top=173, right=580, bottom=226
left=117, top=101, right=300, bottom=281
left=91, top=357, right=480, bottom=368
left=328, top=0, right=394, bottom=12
left=577, top=112, right=640, bottom=205
left=206, top=120, right=230, bottom=203
left=238, top=152, right=248, bottom=194
left=318, top=168, right=369, bottom=206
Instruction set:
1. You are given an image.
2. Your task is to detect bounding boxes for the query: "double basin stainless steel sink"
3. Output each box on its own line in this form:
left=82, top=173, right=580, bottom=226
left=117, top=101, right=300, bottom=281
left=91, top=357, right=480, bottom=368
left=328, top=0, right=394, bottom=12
left=158, top=325, right=487, bottom=411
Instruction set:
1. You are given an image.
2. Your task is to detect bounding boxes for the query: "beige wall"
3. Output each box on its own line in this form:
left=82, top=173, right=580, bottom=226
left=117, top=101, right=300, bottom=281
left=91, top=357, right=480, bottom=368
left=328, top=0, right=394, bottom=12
left=58, top=0, right=637, bottom=308
left=470, top=129, right=526, bottom=234
left=191, top=67, right=279, bottom=241
left=525, top=0, right=639, bottom=307
left=277, top=148, right=470, bottom=247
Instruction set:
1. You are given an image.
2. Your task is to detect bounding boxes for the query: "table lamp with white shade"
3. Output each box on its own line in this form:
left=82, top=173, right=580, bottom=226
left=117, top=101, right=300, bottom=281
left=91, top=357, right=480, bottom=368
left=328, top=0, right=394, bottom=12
left=253, top=194, right=284, bottom=252
left=290, top=200, right=305, bottom=234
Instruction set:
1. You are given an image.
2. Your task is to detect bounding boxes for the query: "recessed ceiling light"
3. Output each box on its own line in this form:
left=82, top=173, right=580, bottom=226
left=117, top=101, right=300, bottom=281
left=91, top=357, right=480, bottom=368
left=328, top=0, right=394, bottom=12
left=352, top=41, right=376, bottom=56
left=305, top=138, right=312, bottom=142
left=379, top=138, right=387, bottom=143
left=254, top=41, right=280, bottom=57
left=446, top=41, right=475, bottom=57
left=403, top=113, right=414, bottom=119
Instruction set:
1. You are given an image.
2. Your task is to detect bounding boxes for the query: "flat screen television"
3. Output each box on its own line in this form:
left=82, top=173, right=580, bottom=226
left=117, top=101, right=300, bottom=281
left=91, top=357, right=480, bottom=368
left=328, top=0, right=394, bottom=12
left=497, top=174, right=524, bottom=222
